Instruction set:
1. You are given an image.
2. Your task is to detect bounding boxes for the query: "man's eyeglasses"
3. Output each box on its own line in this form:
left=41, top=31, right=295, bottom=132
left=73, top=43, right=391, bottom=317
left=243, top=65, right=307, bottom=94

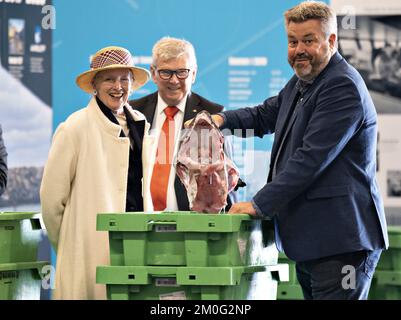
left=157, top=69, right=190, bottom=80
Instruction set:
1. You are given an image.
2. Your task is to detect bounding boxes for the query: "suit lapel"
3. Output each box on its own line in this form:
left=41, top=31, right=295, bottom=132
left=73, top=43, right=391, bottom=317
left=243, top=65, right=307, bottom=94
left=283, top=76, right=322, bottom=134
left=141, top=92, right=158, bottom=125
left=271, top=87, right=299, bottom=159
left=183, top=93, right=201, bottom=126
left=283, top=93, right=303, bottom=139
left=272, top=53, right=341, bottom=151
left=270, top=71, right=329, bottom=176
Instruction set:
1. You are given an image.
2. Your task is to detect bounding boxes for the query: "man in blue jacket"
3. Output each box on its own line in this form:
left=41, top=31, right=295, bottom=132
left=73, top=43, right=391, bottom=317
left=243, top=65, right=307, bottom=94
left=212, top=1, right=388, bottom=299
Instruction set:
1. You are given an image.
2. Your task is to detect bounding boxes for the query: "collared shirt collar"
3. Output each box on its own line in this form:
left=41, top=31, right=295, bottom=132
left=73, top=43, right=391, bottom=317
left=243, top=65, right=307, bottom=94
left=295, top=51, right=338, bottom=95
left=156, top=93, right=187, bottom=115
left=295, top=78, right=314, bottom=96
left=96, top=96, right=120, bottom=125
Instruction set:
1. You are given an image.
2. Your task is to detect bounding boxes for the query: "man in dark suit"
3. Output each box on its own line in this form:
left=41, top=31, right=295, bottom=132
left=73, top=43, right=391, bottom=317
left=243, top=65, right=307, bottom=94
left=0, top=125, right=7, bottom=195
left=211, top=2, right=388, bottom=299
left=130, top=37, right=240, bottom=211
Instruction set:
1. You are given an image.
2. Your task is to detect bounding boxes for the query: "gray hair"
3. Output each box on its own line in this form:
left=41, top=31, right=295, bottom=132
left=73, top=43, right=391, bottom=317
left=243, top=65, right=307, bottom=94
left=152, top=37, right=197, bottom=68
left=284, top=1, right=337, bottom=37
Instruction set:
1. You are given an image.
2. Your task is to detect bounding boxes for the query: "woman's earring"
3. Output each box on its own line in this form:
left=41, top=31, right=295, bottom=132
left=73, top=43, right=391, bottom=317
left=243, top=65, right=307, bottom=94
left=93, top=90, right=97, bottom=95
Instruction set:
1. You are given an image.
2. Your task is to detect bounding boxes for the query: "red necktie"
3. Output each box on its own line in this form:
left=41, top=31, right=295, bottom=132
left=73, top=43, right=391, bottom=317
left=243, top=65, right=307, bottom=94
left=151, top=106, right=179, bottom=210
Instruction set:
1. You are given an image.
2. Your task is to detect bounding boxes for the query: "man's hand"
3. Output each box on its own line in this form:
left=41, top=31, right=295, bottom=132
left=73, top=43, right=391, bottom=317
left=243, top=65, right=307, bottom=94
left=211, top=114, right=225, bottom=127
left=184, top=114, right=225, bottom=128
left=228, top=202, right=257, bottom=216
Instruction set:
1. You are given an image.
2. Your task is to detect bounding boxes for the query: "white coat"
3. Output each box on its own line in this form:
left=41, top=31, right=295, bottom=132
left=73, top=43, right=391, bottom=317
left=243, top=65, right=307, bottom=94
left=40, top=97, right=155, bottom=299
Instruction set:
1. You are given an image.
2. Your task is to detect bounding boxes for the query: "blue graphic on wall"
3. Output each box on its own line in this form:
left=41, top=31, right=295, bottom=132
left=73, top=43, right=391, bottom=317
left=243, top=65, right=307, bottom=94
left=53, top=0, right=318, bottom=200
left=34, top=25, right=42, bottom=44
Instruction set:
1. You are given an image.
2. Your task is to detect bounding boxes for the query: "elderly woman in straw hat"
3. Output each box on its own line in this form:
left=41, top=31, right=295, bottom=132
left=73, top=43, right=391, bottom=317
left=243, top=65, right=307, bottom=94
left=40, top=46, right=155, bottom=300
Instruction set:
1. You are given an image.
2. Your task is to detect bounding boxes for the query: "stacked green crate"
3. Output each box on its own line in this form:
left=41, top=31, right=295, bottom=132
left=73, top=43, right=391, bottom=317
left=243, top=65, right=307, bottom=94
left=369, top=226, right=401, bottom=300
left=0, top=212, right=48, bottom=300
left=97, top=265, right=286, bottom=300
left=277, top=226, right=401, bottom=300
left=277, top=252, right=303, bottom=300
left=0, top=261, right=48, bottom=300
left=96, top=212, right=288, bottom=300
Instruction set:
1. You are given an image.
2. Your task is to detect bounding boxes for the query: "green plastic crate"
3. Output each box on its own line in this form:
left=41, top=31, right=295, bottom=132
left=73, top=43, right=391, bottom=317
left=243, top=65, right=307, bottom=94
left=277, top=284, right=304, bottom=300
left=278, top=253, right=298, bottom=285
left=373, top=270, right=401, bottom=286
left=369, top=270, right=401, bottom=300
left=0, top=261, right=48, bottom=300
left=376, top=226, right=401, bottom=271
left=0, top=212, right=44, bottom=264
left=369, top=285, right=401, bottom=300
left=97, top=264, right=288, bottom=300
left=97, top=212, right=277, bottom=267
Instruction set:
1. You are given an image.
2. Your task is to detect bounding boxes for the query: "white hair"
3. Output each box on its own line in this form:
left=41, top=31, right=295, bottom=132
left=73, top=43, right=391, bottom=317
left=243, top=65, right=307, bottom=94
left=152, top=37, right=197, bottom=67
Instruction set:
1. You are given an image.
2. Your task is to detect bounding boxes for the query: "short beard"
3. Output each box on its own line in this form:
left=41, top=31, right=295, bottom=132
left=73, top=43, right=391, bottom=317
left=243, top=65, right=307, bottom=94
left=294, top=63, right=314, bottom=81
left=290, top=51, right=331, bottom=81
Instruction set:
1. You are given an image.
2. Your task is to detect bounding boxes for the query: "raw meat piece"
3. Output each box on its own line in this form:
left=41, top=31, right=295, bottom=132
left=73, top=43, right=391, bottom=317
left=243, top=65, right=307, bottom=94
left=175, top=111, right=239, bottom=213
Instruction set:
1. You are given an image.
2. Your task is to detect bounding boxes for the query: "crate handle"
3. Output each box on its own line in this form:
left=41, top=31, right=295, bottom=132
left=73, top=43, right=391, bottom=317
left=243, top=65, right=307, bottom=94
left=31, top=218, right=43, bottom=230
left=147, top=221, right=177, bottom=225
left=147, top=220, right=177, bottom=231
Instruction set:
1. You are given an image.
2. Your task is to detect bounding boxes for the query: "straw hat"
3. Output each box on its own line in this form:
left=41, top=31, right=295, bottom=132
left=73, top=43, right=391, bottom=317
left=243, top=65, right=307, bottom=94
left=76, top=46, right=150, bottom=94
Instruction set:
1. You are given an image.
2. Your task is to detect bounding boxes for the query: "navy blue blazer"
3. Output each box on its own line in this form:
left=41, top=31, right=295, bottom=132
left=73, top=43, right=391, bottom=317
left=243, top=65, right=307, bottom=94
left=223, top=52, right=388, bottom=262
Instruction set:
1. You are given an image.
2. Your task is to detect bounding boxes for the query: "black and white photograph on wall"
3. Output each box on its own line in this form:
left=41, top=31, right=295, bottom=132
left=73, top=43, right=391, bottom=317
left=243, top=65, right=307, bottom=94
left=375, top=115, right=401, bottom=223
left=338, top=15, right=401, bottom=114
left=387, top=170, right=401, bottom=197
left=333, top=0, right=401, bottom=224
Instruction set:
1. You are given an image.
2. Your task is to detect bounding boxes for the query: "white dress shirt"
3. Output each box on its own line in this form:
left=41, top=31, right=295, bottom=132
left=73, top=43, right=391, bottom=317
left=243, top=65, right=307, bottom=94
left=150, top=93, right=187, bottom=211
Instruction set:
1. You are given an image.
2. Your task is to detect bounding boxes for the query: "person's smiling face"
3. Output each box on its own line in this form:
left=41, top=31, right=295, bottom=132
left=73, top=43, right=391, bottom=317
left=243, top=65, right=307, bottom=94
left=93, top=68, right=133, bottom=111
left=287, top=19, right=335, bottom=81
left=151, top=55, right=197, bottom=106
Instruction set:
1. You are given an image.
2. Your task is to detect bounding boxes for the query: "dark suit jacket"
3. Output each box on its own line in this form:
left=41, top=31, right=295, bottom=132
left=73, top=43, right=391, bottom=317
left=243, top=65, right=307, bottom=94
left=130, top=92, right=229, bottom=211
left=0, top=125, right=7, bottom=195
left=222, top=52, right=388, bottom=262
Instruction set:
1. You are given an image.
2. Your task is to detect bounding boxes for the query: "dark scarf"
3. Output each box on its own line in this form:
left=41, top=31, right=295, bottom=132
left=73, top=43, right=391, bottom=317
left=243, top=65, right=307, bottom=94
left=96, top=96, right=145, bottom=211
